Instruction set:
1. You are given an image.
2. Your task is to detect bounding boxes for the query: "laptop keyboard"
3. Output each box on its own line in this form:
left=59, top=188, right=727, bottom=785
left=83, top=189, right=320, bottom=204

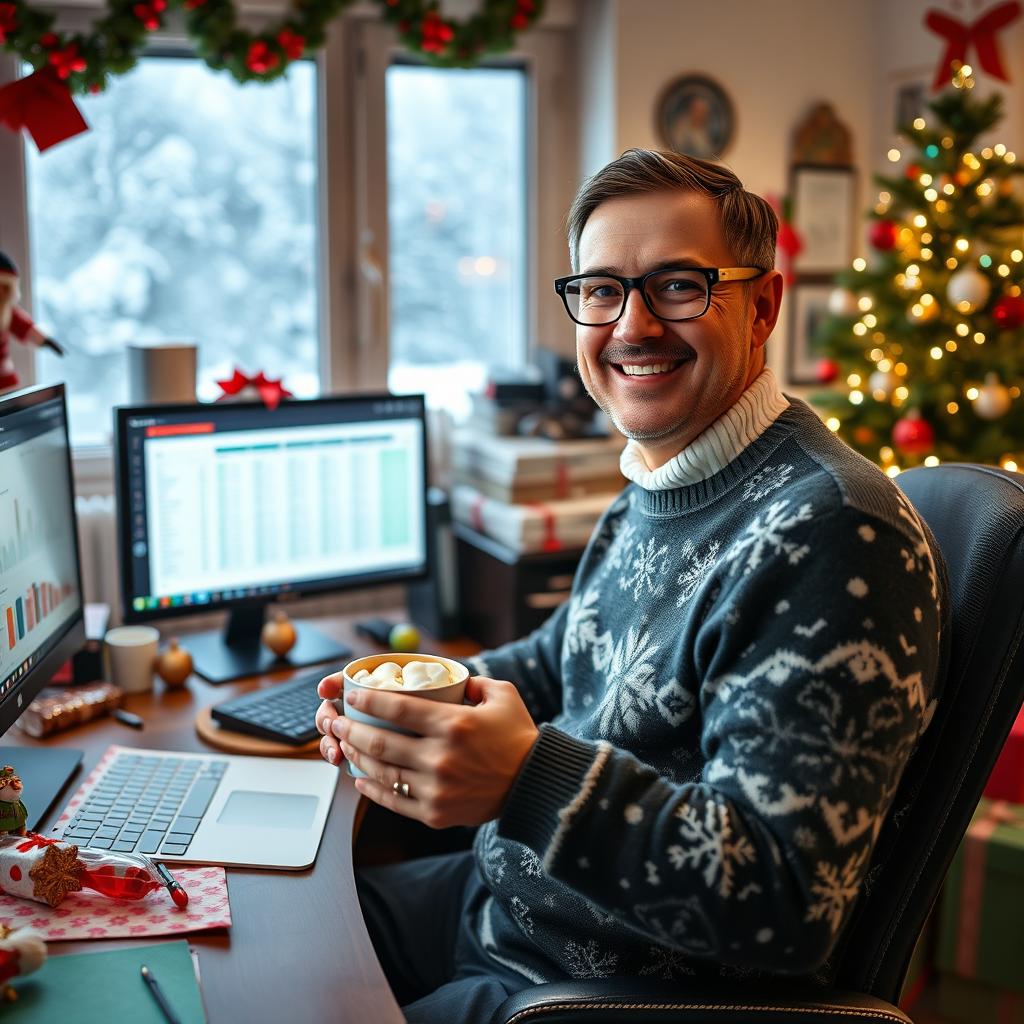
left=209, top=666, right=339, bottom=745
left=58, top=752, right=229, bottom=857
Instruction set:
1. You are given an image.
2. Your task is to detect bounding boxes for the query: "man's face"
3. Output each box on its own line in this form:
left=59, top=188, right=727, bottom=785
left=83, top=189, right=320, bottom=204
left=575, top=190, right=771, bottom=469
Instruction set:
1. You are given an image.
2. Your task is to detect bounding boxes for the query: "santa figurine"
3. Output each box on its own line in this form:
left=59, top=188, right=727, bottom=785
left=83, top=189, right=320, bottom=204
left=0, top=250, right=63, bottom=393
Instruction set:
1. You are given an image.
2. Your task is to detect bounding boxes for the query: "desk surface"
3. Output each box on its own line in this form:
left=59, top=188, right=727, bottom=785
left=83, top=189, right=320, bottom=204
left=3, top=612, right=479, bottom=1024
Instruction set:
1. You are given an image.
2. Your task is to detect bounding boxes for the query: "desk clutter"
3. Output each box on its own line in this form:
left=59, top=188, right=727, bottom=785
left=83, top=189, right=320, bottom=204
left=900, top=707, right=1024, bottom=1022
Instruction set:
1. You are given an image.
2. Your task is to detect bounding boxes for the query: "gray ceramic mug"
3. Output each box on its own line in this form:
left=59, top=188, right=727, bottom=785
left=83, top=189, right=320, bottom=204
left=332, top=653, right=470, bottom=778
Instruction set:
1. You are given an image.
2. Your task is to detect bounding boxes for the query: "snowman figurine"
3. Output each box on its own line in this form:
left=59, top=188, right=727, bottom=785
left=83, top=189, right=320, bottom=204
left=0, top=766, right=28, bottom=837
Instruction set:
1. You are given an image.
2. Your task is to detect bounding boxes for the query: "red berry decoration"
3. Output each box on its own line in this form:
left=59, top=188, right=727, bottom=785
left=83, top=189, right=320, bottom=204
left=892, top=412, right=935, bottom=456
left=869, top=220, right=899, bottom=251
left=815, top=358, right=840, bottom=384
left=993, top=294, right=1024, bottom=330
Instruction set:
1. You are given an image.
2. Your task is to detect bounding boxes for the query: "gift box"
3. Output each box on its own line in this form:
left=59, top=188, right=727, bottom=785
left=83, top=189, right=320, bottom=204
left=936, top=799, right=1024, bottom=992
left=937, top=972, right=1024, bottom=1024
left=984, top=705, right=1024, bottom=804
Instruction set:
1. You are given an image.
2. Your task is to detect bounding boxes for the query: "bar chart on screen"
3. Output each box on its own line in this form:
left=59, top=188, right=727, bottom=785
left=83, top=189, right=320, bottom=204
left=0, top=428, right=80, bottom=676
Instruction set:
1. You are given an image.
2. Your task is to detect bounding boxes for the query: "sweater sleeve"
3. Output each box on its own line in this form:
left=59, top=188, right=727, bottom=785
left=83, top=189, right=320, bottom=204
left=497, top=500, right=946, bottom=973
left=467, top=601, right=568, bottom=724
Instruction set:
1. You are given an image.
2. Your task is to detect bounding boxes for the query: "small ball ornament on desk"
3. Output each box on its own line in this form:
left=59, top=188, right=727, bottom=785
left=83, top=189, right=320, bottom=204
left=946, top=266, right=991, bottom=313
left=155, top=638, right=193, bottom=688
left=973, top=373, right=1012, bottom=420
left=892, top=411, right=935, bottom=456
left=261, top=611, right=297, bottom=658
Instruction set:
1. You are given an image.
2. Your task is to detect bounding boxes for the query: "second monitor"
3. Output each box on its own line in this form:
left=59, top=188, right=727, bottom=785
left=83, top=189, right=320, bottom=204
left=115, top=393, right=429, bottom=683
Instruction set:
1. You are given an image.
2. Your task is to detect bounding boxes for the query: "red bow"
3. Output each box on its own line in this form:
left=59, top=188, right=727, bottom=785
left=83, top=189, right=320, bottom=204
left=925, top=2, right=1022, bottom=91
left=0, top=67, right=89, bottom=151
left=215, top=368, right=293, bottom=411
left=16, top=832, right=64, bottom=853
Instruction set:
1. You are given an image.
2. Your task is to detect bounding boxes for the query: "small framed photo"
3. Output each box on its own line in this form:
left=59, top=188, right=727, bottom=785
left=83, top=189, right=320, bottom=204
left=888, top=66, right=932, bottom=134
left=787, top=281, right=834, bottom=385
left=791, top=165, right=856, bottom=275
left=655, top=74, right=735, bottom=160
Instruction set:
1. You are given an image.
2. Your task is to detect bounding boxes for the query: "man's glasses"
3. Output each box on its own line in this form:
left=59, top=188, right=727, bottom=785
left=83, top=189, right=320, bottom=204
left=553, top=266, right=765, bottom=326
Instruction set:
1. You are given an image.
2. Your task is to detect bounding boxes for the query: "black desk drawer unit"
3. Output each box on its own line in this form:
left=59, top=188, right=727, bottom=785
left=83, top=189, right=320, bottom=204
left=454, top=524, right=583, bottom=649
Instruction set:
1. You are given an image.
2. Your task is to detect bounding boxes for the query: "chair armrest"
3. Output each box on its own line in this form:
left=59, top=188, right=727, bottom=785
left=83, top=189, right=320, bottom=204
left=490, top=980, right=912, bottom=1024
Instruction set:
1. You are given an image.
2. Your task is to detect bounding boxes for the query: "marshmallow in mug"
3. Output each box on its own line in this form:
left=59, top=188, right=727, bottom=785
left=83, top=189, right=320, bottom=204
left=352, top=660, right=452, bottom=691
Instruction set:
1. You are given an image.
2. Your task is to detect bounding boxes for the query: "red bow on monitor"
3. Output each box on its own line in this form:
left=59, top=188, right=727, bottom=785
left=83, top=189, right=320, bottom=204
left=215, top=369, right=293, bottom=411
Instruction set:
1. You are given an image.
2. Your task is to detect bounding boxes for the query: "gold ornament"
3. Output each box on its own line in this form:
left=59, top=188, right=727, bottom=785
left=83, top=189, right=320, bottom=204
left=29, top=844, right=83, bottom=907
left=907, top=300, right=939, bottom=323
left=155, top=638, right=193, bottom=688
left=261, top=611, right=297, bottom=657
left=973, top=372, right=1012, bottom=420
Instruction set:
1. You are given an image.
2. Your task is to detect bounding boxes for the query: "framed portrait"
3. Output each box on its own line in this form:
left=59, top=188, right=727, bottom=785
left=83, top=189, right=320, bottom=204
left=791, top=165, right=856, bottom=275
left=655, top=74, right=735, bottom=160
left=787, top=282, right=834, bottom=385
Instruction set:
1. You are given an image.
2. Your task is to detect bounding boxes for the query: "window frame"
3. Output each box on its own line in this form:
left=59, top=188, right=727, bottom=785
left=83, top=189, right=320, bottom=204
left=0, top=10, right=578, bottom=476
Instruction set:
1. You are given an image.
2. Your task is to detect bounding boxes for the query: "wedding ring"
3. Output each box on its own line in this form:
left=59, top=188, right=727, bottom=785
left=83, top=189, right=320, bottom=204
left=392, top=780, right=411, bottom=799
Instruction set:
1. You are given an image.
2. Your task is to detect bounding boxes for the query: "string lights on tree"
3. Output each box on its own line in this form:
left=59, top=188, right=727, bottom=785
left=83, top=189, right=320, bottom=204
left=812, top=63, right=1024, bottom=476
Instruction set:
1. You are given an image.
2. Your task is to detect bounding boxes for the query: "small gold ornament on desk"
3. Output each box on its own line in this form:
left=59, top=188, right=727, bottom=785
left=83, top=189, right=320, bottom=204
left=261, top=611, right=297, bottom=658
left=155, top=638, right=193, bottom=688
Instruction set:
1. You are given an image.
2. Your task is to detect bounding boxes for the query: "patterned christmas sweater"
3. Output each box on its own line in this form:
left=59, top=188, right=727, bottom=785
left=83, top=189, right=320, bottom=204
left=469, top=367, right=949, bottom=985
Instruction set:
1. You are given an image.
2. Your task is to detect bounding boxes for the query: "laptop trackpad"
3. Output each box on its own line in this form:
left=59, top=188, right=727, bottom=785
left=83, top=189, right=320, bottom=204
left=218, top=791, right=318, bottom=830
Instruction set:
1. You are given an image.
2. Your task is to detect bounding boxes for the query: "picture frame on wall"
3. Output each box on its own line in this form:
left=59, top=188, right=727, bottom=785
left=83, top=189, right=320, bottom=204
left=791, top=165, right=856, bottom=275
left=787, top=281, right=834, bottom=386
left=887, top=65, right=933, bottom=134
left=655, top=73, right=735, bottom=160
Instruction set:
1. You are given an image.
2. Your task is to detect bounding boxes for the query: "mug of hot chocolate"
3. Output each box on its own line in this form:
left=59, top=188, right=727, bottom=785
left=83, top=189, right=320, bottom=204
left=333, top=653, right=470, bottom=778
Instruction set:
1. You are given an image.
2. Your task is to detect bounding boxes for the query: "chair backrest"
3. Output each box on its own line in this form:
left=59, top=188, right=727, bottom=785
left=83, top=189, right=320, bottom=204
left=831, top=464, right=1024, bottom=1001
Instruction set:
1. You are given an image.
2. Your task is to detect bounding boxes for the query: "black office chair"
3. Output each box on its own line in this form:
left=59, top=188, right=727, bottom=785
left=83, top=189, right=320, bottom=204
left=491, top=464, right=1024, bottom=1024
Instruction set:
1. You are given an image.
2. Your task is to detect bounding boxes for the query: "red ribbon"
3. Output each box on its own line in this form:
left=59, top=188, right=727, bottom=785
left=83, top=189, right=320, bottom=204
left=215, top=368, right=293, bottom=411
left=0, top=67, right=89, bottom=152
left=925, top=2, right=1022, bottom=91
left=16, top=831, right=64, bottom=853
left=528, top=502, right=562, bottom=552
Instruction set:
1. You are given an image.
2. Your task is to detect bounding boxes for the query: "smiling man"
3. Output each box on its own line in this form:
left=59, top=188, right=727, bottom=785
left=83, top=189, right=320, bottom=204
left=316, top=149, right=949, bottom=1024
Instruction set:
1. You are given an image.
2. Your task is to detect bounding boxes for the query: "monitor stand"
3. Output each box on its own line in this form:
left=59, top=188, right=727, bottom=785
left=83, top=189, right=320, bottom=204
left=0, top=746, right=83, bottom=831
left=185, top=605, right=352, bottom=684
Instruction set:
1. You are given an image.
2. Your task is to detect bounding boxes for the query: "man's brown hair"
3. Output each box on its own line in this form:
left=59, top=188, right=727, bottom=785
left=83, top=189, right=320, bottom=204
left=566, top=148, right=778, bottom=273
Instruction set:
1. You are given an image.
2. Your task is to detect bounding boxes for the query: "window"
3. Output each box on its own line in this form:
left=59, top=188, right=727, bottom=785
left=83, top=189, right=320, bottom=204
left=24, top=56, right=319, bottom=447
left=385, top=63, right=527, bottom=413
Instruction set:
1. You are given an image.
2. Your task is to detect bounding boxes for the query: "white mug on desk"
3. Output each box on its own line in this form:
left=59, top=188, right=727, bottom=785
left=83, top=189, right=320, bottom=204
left=104, top=626, right=160, bottom=694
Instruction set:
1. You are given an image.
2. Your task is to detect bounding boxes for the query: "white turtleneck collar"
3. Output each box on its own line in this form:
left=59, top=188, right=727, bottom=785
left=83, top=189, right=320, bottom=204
left=619, top=367, right=790, bottom=491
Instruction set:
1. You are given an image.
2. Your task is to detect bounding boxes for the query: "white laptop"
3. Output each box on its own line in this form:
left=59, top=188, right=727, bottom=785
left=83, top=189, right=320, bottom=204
left=53, top=746, right=338, bottom=870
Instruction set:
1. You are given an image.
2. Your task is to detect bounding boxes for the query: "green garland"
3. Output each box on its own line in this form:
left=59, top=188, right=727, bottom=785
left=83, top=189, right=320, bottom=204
left=0, top=0, right=543, bottom=94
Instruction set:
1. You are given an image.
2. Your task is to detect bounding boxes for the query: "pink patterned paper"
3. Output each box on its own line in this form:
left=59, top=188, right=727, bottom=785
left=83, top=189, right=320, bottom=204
left=0, top=744, right=231, bottom=941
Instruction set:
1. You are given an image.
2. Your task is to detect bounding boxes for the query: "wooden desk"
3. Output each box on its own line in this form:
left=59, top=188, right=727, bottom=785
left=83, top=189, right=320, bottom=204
left=3, top=613, right=480, bottom=1023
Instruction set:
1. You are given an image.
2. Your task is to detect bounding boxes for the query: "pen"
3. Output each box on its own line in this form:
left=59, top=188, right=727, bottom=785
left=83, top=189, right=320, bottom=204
left=114, top=708, right=144, bottom=729
left=155, top=861, right=190, bottom=908
left=140, top=964, right=183, bottom=1024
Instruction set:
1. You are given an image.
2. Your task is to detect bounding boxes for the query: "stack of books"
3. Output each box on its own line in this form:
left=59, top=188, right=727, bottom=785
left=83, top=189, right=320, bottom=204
left=451, top=430, right=625, bottom=554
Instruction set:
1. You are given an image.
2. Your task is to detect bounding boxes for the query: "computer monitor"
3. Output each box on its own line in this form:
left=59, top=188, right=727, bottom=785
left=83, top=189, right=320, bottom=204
left=115, top=393, right=430, bottom=683
left=0, top=382, right=86, bottom=823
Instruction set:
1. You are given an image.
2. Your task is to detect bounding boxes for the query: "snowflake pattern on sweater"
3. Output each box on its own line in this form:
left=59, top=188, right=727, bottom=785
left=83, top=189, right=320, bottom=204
left=469, top=396, right=948, bottom=986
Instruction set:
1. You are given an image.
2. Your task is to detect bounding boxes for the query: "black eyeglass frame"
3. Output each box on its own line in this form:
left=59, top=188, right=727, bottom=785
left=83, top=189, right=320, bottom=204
left=553, top=266, right=765, bottom=326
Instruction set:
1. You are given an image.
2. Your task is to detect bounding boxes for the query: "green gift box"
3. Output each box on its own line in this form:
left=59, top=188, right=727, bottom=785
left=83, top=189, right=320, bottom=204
left=937, top=972, right=1024, bottom=1024
left=936, top=798, right=1024, bottom=992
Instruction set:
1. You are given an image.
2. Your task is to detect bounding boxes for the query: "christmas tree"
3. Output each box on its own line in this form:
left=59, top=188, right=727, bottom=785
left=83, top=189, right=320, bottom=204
left=811, top=64, right=1024, bottom=475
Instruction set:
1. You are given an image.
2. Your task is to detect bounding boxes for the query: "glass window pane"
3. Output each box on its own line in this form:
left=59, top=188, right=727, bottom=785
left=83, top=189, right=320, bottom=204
left=385, top=64, right=526, bottom=416
left=25, top=56, right=319, bottom=447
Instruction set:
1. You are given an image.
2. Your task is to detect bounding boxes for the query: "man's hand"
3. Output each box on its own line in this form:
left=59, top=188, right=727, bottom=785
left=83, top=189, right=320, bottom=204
left=317, top=674, right=539, bottom=828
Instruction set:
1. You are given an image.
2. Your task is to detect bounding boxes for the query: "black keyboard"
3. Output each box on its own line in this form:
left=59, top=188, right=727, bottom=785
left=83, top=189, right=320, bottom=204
left=59, top=752, right=229, bottom=857
left=210, top=665, right=340, bottom=745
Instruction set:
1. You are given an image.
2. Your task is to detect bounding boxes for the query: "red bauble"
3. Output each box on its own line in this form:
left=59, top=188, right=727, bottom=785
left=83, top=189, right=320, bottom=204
left=993, top=294, right=1024, bottom=330
left=892, top=413, right=935, bottom=455
left=869, top=220, right=899, bottom=251
left=815, top=357, right=840, bottom=383
left=905, top=163, right=921, bottom=180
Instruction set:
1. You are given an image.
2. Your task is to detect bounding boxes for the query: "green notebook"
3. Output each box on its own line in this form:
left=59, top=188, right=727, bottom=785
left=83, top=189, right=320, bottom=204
left=6, top=939, right=206, bottom=1023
